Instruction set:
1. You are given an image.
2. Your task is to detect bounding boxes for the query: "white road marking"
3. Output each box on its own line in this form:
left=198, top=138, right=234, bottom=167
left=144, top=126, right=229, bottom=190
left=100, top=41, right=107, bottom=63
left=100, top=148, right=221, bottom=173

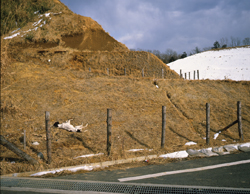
left=118, top=159, right=250, bottom=182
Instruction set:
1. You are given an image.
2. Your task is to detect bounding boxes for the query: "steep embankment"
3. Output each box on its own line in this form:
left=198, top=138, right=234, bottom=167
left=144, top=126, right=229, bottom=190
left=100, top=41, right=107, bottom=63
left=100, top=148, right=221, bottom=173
left=2, top=0, right=128, bottom=52
left=2, top=0, right=178, bottom=78
left=1, top=61, right=250, bottom=175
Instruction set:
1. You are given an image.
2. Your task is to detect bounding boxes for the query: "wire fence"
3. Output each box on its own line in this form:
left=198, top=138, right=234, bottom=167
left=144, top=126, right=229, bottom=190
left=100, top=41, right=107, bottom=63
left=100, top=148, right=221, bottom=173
left=85, top=66, right=179, bottom=79
left=1, top=101, right=243, bottom=165
left=179, top=69, right=200, bottom=80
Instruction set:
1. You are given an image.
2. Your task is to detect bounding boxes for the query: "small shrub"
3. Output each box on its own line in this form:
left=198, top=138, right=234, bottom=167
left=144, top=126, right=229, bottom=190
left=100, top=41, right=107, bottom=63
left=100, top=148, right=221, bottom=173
left=25, top=32, right=34, bottom=42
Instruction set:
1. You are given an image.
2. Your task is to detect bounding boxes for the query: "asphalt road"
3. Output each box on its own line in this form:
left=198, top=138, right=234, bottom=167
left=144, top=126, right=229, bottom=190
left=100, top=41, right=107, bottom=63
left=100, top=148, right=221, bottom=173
left=54, top=151, right=250, bottom=188
left=1, top=152, right=250, bottom=194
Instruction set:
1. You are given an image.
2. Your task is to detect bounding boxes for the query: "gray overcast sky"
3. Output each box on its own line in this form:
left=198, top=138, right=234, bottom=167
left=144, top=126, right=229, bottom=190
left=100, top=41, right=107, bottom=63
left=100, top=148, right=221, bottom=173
left=60, top=0, right=250, bottom=54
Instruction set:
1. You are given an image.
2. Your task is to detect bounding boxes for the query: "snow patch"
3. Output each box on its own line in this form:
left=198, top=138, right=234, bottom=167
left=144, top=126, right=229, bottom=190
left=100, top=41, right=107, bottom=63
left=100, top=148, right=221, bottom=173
left=169, top=47, right=250, bottom=81
left=4, top=32, right=20, bottom=40
left=73, top=153, right=104, bottom=159
left=33, top=19, right=43, bottom=26
left=30, top=169, right=64, bottom=176
left=128, top=149, right=144, bottom=152
left=127, top=149, right=153, bottom=152
left=11, top=28, right=20, bottom=34
left=185, top=141, right=197, bottom=146
left=159, top=150, right=188, bottom=158
left=30, top=165, right=95, bottom=176
left=214, top=131, right=221, bottom=139
left=239, top=143, right=250, bottom=147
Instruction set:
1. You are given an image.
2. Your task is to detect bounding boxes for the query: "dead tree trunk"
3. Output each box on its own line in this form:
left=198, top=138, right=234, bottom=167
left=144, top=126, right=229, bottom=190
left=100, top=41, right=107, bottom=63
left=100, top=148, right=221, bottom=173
left=0, top=135, right=38, bottom=165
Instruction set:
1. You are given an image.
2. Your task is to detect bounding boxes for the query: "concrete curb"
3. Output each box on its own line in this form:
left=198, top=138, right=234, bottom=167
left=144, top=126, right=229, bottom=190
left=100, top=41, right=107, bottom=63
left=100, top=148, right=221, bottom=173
left=1, top=142, right=249, bottom=178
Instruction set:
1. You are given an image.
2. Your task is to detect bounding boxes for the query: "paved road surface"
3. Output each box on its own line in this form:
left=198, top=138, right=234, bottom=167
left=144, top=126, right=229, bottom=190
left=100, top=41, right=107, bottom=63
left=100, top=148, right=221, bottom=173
left=54, top=151, right=250, bottom=188
left=1, top=152, right=250, bottom=193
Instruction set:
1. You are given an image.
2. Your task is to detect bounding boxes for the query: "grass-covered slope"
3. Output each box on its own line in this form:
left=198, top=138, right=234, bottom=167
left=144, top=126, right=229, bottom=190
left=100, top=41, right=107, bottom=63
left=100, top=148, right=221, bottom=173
left=1, top=61, right=249, bottom=175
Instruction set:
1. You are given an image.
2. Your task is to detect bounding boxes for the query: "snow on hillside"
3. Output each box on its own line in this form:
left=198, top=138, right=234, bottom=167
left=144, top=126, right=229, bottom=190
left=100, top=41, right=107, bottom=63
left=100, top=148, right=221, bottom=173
left=168, top=46, right=250, bottom=81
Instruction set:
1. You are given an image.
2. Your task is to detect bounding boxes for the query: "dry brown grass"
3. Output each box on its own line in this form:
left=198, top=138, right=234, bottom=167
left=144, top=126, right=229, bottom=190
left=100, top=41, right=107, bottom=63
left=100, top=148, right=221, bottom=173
left=1, top=61, right=249, bottom=175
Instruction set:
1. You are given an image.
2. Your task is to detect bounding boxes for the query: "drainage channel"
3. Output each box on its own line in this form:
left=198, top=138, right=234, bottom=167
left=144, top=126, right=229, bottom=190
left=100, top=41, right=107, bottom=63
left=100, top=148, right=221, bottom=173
left=1, top=177, right=250, bottom=194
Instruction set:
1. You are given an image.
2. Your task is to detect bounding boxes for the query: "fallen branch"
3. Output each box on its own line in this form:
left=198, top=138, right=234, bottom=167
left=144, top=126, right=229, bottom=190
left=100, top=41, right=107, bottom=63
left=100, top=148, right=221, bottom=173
left=0, top=135, right=38, bottom=165
left=217, top=120, right=238, bottom=133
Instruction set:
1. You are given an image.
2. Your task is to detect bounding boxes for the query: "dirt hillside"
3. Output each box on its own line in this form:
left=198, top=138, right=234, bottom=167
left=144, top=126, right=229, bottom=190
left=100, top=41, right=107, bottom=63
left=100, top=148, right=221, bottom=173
left=2, top=0, right=179, bottom=78
left=0, top=0, right=249, bottom=175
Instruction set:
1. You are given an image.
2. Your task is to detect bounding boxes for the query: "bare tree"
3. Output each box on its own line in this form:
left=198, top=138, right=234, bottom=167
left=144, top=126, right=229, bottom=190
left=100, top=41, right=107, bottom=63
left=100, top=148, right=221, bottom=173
left=236, top=37, right=241, bottom=46
left=243, top=37, right=250, bottom=45
left=192, top=47, right=201, bottom=54
left=230, top=36, right=237, bottom=47
left=152, top=50, right=161, bottom=58
left=220, top=37, right=228, bottom=48
left=203, top=47, right=211, bottom=51
left=165, top=49, right=178, bottom=62
left=213, top=41, right=220, bottom=49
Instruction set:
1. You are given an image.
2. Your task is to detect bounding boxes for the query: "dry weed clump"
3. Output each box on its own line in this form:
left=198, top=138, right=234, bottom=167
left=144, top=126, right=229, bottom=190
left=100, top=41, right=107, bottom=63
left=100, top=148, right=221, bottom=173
left=0, top=40, right=12, bottom=85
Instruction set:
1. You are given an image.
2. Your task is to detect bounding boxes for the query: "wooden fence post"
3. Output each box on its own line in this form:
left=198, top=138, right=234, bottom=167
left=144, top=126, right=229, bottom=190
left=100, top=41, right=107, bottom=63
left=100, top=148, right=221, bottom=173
left=206, top=103, right=210, bottom=145
left=185, top=73, right=187, bottom=80
left=107, top=109, right=112, bottom=156
left=189, top=72, right=190, bottom=80
left=162, top=69, right=164, bottom=79
left=107, top=68, right=109, bottom=75
left=194, top=70, right=196, bottom=80
left=0, top=135, right=38, bottom=165
left=161, top=106, right=166, bottom=148
left=45, top=111, right=51, bottom=164
left=197, top=70, right=199, bottom=80
left=89, top=67, right=91, bottom=72
left=237, top=101, right=243, bottom=141
left=23, top=130, right=26, bottom=150
left=124, top=68, right=126, bottom=76
left=142, top=69, right=144, bottom=77
left=180, top=69, right=182, bottom=78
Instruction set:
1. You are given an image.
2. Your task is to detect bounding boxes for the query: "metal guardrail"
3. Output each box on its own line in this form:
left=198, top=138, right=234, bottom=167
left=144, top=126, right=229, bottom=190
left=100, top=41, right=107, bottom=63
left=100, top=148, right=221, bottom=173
left=1, top=177, right=250, bottom=194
